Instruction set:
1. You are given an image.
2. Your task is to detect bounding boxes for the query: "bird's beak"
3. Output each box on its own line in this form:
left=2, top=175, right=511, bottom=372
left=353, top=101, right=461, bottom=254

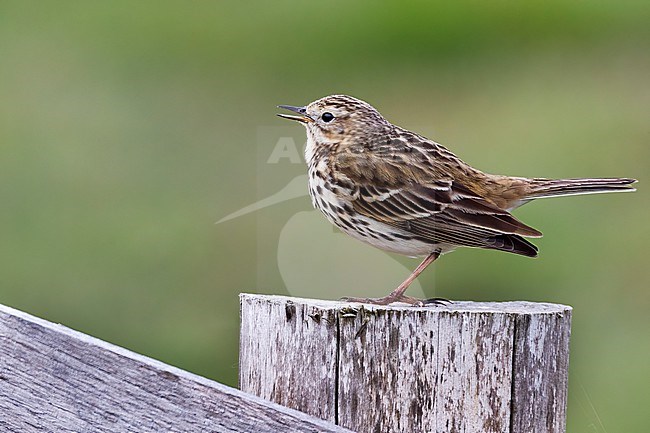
left=277, top=105, right=313, bottom=123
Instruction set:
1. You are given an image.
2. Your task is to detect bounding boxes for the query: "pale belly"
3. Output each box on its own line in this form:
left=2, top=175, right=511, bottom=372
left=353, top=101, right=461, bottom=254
left=307, top=168, right=439, bottom=257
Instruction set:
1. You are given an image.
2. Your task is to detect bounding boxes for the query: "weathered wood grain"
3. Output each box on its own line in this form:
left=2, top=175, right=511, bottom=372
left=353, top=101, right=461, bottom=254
left=0, top=303, right=352, bottom=433
left=239, top=294, right=572, bottom=433
left=239, top=296, right=339, bottom=422
left=511, top=309, right=571, bottom=433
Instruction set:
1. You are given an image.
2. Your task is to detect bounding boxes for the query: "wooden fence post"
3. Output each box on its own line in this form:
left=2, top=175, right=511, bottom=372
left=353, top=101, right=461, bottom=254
left=239, top=294, right=572, bottom=433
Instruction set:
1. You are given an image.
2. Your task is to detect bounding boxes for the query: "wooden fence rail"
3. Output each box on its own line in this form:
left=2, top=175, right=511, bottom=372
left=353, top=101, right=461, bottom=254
left=240, top=294, right=572, bottom=433
left=0, top=303, right=352, bottom=433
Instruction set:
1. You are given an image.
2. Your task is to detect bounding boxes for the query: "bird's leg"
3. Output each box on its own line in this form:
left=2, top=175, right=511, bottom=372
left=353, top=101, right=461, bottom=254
left=342, top=251, right=445, bottom=306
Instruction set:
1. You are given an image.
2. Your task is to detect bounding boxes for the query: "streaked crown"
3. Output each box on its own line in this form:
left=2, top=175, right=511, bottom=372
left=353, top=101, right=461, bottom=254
left=279, top=95, right=392, bottom=147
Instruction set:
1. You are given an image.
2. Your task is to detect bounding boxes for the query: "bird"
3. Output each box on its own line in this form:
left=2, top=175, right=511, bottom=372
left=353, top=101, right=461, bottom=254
left=277, top=95, right=637, bottom=306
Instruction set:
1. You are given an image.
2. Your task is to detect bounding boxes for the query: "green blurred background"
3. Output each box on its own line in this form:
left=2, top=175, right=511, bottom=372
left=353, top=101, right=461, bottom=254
left=1, top=1, right=648, bottom=430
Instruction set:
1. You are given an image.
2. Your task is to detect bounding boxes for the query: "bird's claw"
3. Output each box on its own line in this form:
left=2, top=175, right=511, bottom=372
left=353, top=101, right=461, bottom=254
left=419, top=297, right=452, bottom=306
left=341, top=295, right=451, bottom=307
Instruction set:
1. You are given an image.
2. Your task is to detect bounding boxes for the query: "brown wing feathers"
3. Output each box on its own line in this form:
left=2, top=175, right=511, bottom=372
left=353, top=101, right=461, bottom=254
left=350, top=179, right=542, bottom=257
left=333, top=136, right=544, bottom=257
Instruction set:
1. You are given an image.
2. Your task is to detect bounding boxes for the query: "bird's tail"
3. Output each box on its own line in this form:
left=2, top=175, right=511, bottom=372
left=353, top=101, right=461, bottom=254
left=524, top=177, right=637, bottom=200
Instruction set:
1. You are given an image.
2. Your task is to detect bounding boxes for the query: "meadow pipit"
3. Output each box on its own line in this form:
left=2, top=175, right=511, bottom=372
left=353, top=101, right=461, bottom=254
left=278, top=95, right=636, bottom=305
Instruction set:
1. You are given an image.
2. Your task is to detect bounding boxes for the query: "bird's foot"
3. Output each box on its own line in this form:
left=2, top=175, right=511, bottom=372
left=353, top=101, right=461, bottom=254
left=420, top=297, right=452, bottom=306
left=341, top=294, right=451, bottom=307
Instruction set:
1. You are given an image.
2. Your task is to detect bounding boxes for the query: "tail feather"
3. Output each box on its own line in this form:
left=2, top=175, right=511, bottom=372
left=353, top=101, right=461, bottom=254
left=486, top=234, right=538, bottom=257
left=484, top=177, right=636, bottom=256
left=525, top=177, right=637, bottom=200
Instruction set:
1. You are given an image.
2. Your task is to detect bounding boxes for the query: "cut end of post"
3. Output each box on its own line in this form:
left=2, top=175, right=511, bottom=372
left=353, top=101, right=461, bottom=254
left=239, top=293, right=572, bottom=315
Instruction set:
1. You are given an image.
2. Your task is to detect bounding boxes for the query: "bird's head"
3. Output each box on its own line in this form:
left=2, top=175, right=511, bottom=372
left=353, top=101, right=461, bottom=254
left=278, top=95, right=390, bottom=147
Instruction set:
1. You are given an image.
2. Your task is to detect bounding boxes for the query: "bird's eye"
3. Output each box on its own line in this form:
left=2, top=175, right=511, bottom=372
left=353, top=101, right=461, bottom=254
left=321, top=112, right=334, bottom=122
